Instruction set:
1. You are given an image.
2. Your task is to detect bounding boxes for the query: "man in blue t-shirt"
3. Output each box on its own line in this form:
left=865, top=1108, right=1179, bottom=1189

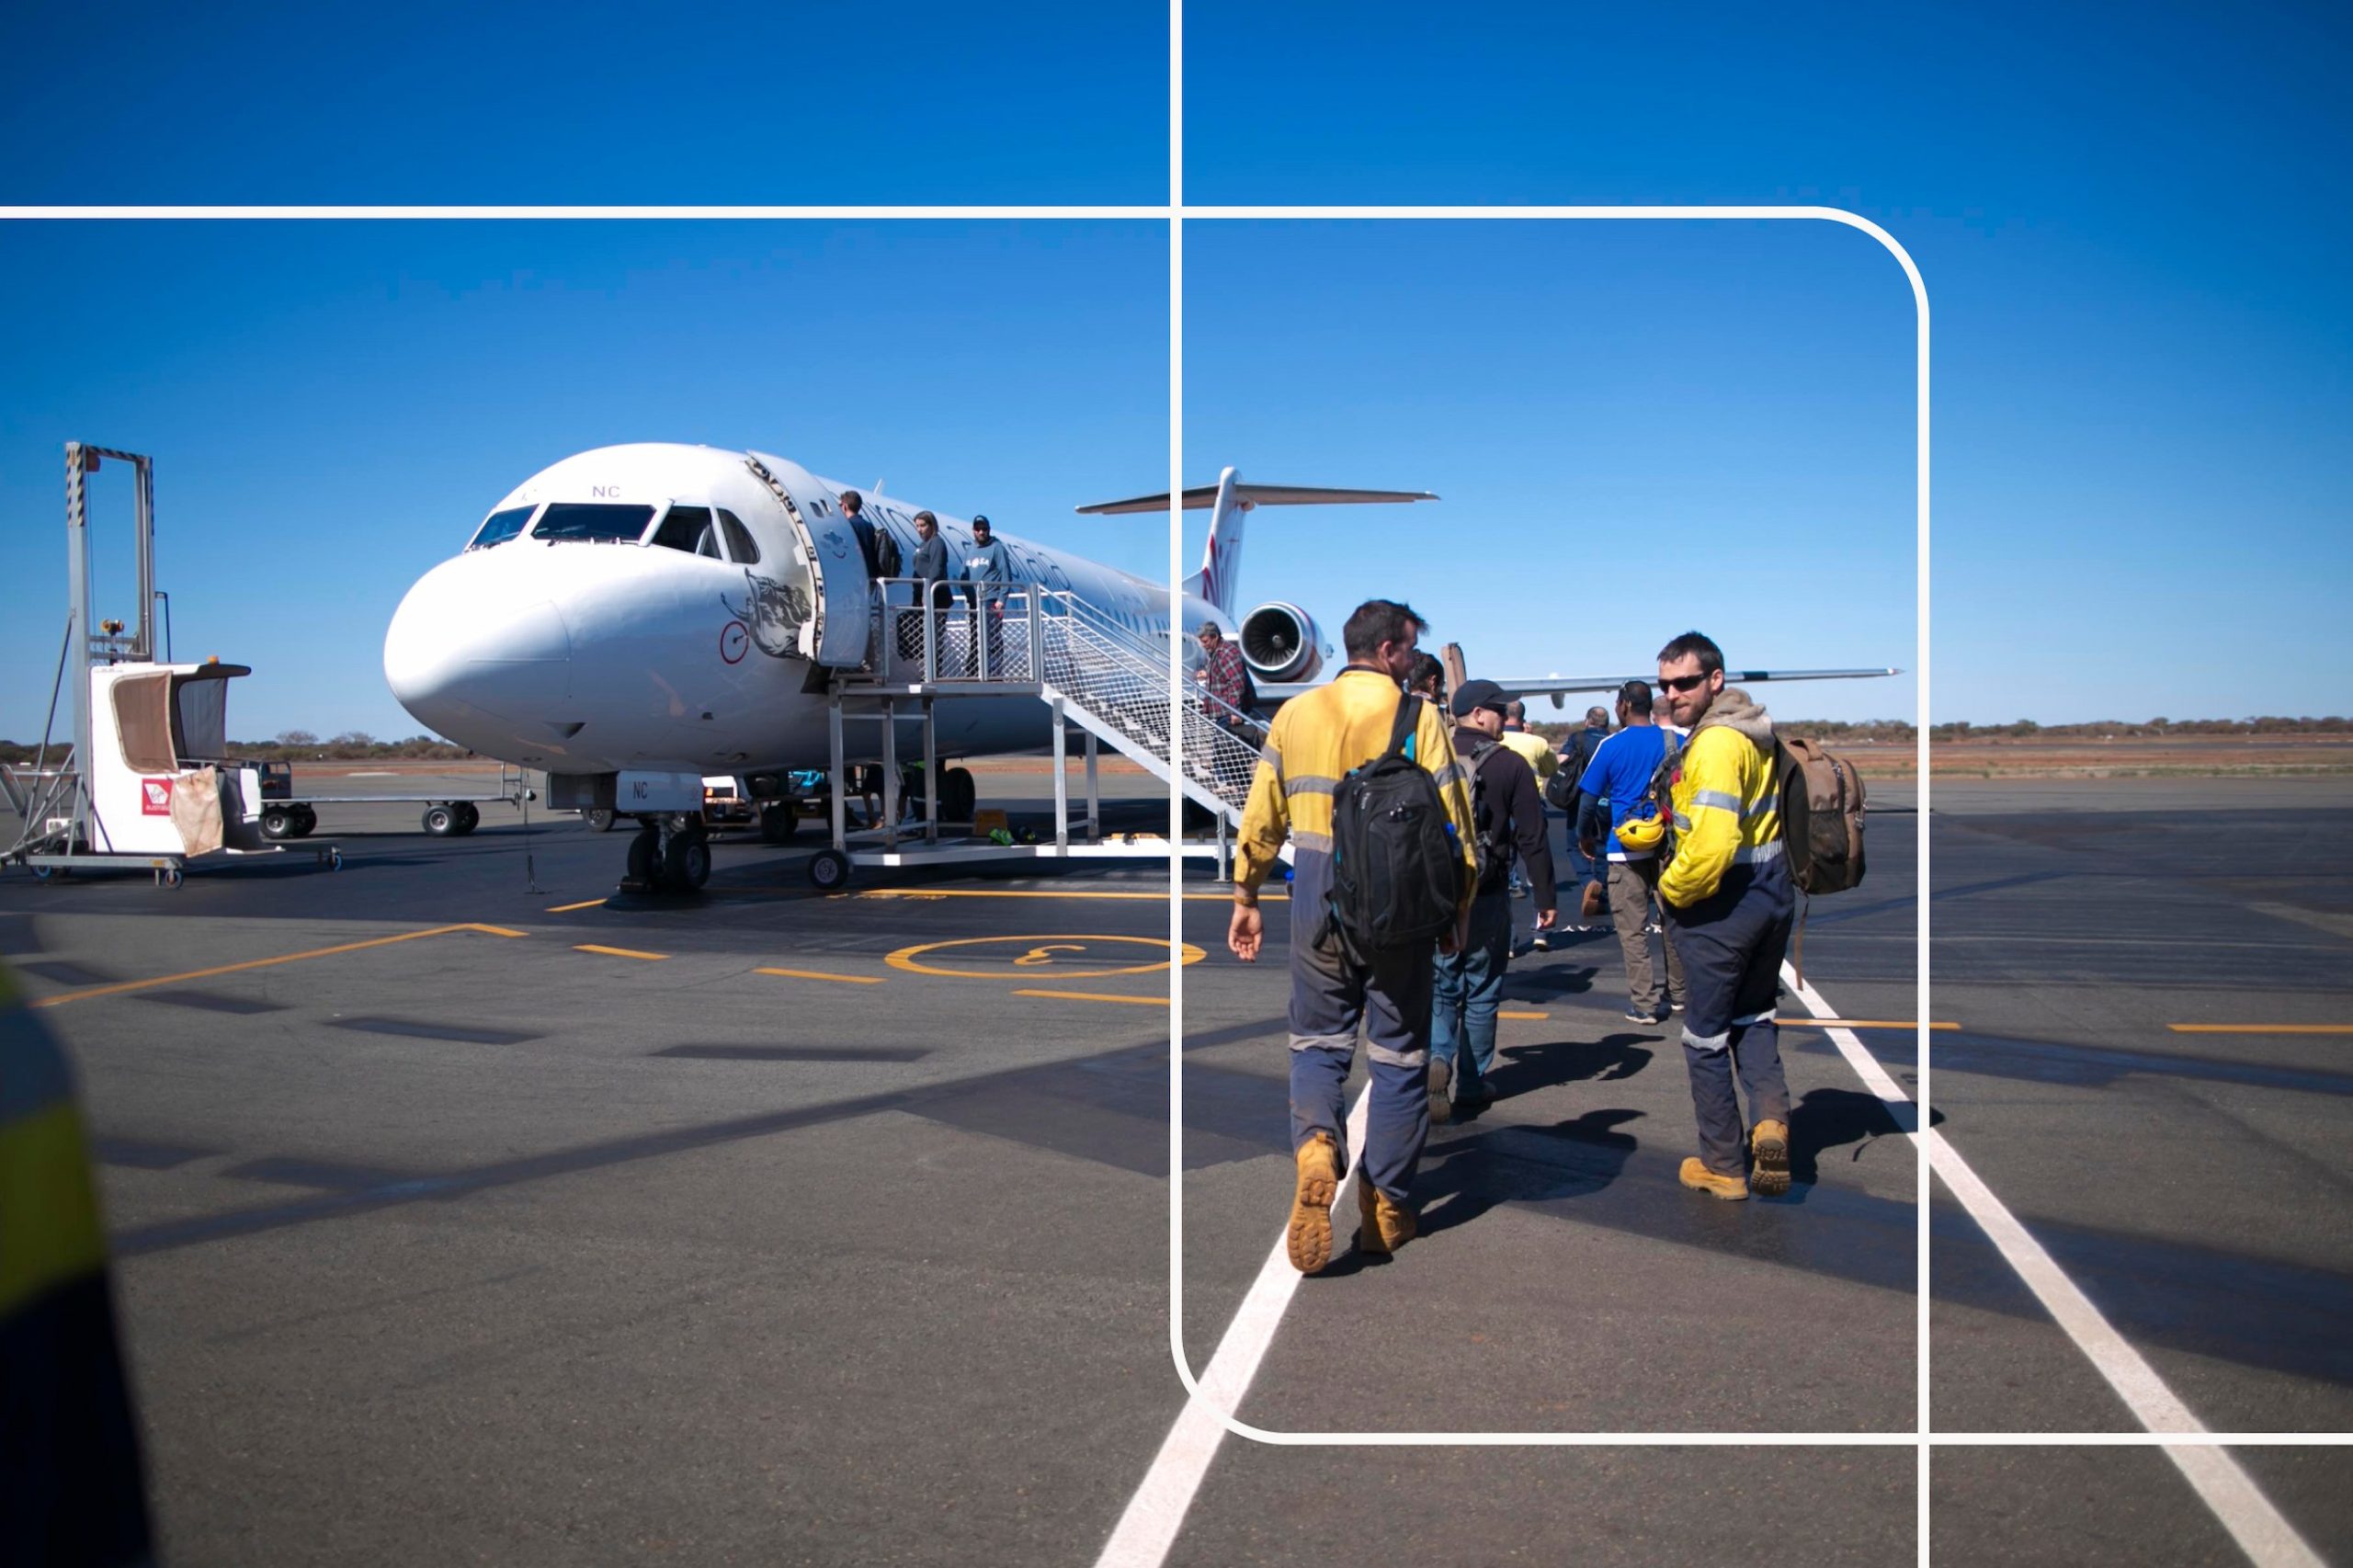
left=1574, top=678, right=1688, bottom=1024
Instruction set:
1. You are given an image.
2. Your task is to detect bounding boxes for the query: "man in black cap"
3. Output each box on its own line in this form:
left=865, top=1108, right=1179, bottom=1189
left=1428, top=677, right=1557, bottom=1120
left=960, top=514, right=1015, bottom=676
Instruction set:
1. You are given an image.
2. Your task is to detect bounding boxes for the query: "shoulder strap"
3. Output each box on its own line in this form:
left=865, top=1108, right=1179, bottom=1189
left=1382, top=688, right=1417, bottom=761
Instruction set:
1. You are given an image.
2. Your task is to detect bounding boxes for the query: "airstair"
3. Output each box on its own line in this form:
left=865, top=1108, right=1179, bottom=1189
left=806, top=584, right=1273, bottom=888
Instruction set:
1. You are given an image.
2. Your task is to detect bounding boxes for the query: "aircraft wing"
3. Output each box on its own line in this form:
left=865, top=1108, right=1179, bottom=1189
left=1246, top=666, right=1898, bottom=715
left=1496, top=667, right=1903, bottom=709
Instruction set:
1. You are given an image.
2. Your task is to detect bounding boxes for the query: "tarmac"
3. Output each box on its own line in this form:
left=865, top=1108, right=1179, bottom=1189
left=3, top=770, right=2347, bottom=1564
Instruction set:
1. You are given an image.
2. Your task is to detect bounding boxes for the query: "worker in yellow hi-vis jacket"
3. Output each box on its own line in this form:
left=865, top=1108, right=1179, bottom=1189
left=1, top=961, right=156, bottom=1564
left=1653, top=631, right=1796, bottom=1202
left=1230, top=599, right=1478, bottom=1274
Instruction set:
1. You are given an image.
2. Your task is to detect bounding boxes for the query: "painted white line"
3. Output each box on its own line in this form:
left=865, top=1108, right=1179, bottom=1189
left=1780, top=970, right=2325, bottom=1568
left=1092, top=1086, right=1372, bottom=1568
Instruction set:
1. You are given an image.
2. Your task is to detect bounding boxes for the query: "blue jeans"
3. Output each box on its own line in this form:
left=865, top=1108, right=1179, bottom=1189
left=1430, top=892, right=1512, bottom=1093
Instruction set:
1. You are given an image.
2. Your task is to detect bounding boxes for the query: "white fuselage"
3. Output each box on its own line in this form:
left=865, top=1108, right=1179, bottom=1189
left=385, top=444, right=1221, bottom=776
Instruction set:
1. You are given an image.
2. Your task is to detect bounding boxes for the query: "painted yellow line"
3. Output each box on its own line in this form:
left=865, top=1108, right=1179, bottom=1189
left=28, top=924, right=524, bottom=1011
left=574, top=944, right=667, bottom=961
left=888, top=934, right=1206, bottom=979
left=1775, top=1018, right=1958, bottom=1030
left=1498, top=1009, right=1549, bottom=1020
left=858, top=888, right=1287, bottom=903
left=756, top=966, right=884, bottom=985
left=2169, top=1023, right=2353, bottom=1035
left=1015, top=988, right=1168, bottom=1007
left=545, top=899, right=607, bottom=913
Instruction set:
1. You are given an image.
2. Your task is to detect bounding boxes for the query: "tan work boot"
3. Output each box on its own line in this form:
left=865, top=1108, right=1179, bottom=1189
left=1356, top=1180, right=1418, bottom=1256
left=1749, top=1119, right=1791, bottom=1197
left=1287, top=1132, right=1341, bottom=1273
left=1678, top=1156, right=1749, bottom=1201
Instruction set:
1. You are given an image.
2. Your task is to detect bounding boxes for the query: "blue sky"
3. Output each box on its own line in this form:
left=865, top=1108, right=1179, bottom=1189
left=4, top=3, right=2346, bottom=727
left=0, top=2, right=1166, bottom=204
left=0, top=222, right=1166, bottom=741
left=1185, top=220, right=1916, bottom=724
left=1185, top=1, right=2353, bottom=724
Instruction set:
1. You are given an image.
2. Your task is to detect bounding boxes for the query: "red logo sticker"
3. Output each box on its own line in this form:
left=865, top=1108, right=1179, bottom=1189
left=142, top=778, right=174, bottom=815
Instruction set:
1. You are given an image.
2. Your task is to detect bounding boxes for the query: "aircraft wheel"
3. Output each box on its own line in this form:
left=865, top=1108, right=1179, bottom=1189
left=944, top=767, right=976, bottom=821
left=291, top=806, right=319, bottom=837
left=625, top=827, right=659, bottom=885
left=161, top=865, right=185, bottom=890
left=807, top=848, right=851, bottom=892
left=422, top=804, right=459, bottom=836
left=453, top=802, right=482, bottom=835
left=759, top=803, right=799, bottom=845
left=662, top=829, right=711, bottom=892
left=262, top=808, right=296, bottom=841
left=585, top=807, right=619, bottom=833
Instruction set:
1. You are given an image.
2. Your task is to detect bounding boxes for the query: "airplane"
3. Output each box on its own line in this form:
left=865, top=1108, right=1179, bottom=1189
left=385, top=443, right=1893, bottom=892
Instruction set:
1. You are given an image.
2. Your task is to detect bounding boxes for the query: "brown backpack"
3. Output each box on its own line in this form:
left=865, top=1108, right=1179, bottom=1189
left=1773, top=736, right=1866, bottom=895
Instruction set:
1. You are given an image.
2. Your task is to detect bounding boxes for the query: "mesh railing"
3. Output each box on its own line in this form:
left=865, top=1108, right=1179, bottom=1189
left=1042, top=595, right=1263, bottom=820
left=858, top=582, right=1264, bottom=824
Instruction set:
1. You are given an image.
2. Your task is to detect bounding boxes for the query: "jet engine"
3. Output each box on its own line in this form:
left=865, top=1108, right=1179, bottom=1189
left=1238, top=601, right=1325, bottom=685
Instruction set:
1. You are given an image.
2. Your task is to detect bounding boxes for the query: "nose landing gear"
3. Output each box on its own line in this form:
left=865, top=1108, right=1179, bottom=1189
left=618, top=815, right=711, bottom=895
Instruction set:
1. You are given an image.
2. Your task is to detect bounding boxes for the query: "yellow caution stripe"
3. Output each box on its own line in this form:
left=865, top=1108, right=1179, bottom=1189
left=0, top=1098, right=107, bottom=1319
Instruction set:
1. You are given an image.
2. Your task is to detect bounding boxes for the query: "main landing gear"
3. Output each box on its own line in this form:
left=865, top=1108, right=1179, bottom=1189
left=618, top=814, right=711, bottom=896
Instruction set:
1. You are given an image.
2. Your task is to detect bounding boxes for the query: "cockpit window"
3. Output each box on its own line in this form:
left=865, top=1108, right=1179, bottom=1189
left=533, top=503, right=654, bottom=543
left=469, top=505, right=536, bottom=551
left=717, top=509, right=761, bottom=563
left=649, top=506, right=722, bottom=558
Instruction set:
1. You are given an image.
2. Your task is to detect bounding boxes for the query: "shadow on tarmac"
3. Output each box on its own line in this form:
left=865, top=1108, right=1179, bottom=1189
left=1416, top=1108, right=1646, bottom=1238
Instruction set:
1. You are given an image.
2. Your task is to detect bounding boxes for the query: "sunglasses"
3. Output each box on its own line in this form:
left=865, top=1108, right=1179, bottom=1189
left=1658, top=672, right=1711, bottom=694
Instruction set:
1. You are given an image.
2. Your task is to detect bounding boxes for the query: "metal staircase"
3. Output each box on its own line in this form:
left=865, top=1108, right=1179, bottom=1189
left=858, top=585, right=1265, bottom=831
left=1031, top=592, right=1260, bottom=829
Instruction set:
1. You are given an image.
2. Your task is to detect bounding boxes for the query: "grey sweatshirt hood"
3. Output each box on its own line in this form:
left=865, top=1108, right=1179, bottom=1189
left=1693, top=686, right=1775, bottom=749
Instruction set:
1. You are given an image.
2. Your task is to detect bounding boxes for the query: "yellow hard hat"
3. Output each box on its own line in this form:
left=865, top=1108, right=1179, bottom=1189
left=1616, top=811, right=1666, bottom=852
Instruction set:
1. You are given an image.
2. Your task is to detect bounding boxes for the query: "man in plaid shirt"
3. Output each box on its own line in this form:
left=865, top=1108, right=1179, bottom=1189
left=1196, top=622, right=1248, bottom=714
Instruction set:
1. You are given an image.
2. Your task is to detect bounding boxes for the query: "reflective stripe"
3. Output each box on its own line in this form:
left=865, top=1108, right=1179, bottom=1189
left=1366, top=1040, right=1429, bottom=1068
left=1284, top=775, right=1338, bottom=798
left=1290, top=1031, right=1356, bottom=1054
left=1731, top=1008, right=1777, bottom=1026
left=1293, top=829, right=1333, bottom=852
left=1690, top=789, right=1744, bottom=814
left=1732, top=839, right=1785, bottom=865
left=1430, top=759, right=1469, bottom=790
left=1672, top=812, right=1693, bottom=832
left=1682, top=1027, right=1731, bottom=1054
left=1260, top=738, right=1283, bottom=773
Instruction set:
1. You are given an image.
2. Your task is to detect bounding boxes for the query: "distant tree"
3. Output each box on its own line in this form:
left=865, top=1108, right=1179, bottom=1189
left=2009, top=719, right=2040, bottom=736
left=276, top=729, right=318, bottom=746
left=328, top=731, right=376, bottom=750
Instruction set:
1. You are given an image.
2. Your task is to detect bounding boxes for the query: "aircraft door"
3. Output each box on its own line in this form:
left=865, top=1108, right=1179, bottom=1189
left=744, top=455, right=873, bottom=668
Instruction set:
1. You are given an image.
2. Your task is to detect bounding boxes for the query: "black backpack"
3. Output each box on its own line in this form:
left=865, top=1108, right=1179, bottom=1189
left=1464, top=738, right=1515, bottom=896
left=1322, top=693, right=1464, bottom=961
left=1235, top=663, right=1257, bottom=713
left=871, top=526, right=904, bottom=580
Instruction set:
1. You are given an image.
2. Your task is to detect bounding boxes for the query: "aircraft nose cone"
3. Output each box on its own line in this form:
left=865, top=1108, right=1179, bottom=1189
left=385, top=561, right=573, bottom=737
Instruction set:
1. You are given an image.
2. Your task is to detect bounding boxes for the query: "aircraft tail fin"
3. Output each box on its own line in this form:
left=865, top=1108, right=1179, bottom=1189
left=1074, top=470, right=1438, bottom=619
